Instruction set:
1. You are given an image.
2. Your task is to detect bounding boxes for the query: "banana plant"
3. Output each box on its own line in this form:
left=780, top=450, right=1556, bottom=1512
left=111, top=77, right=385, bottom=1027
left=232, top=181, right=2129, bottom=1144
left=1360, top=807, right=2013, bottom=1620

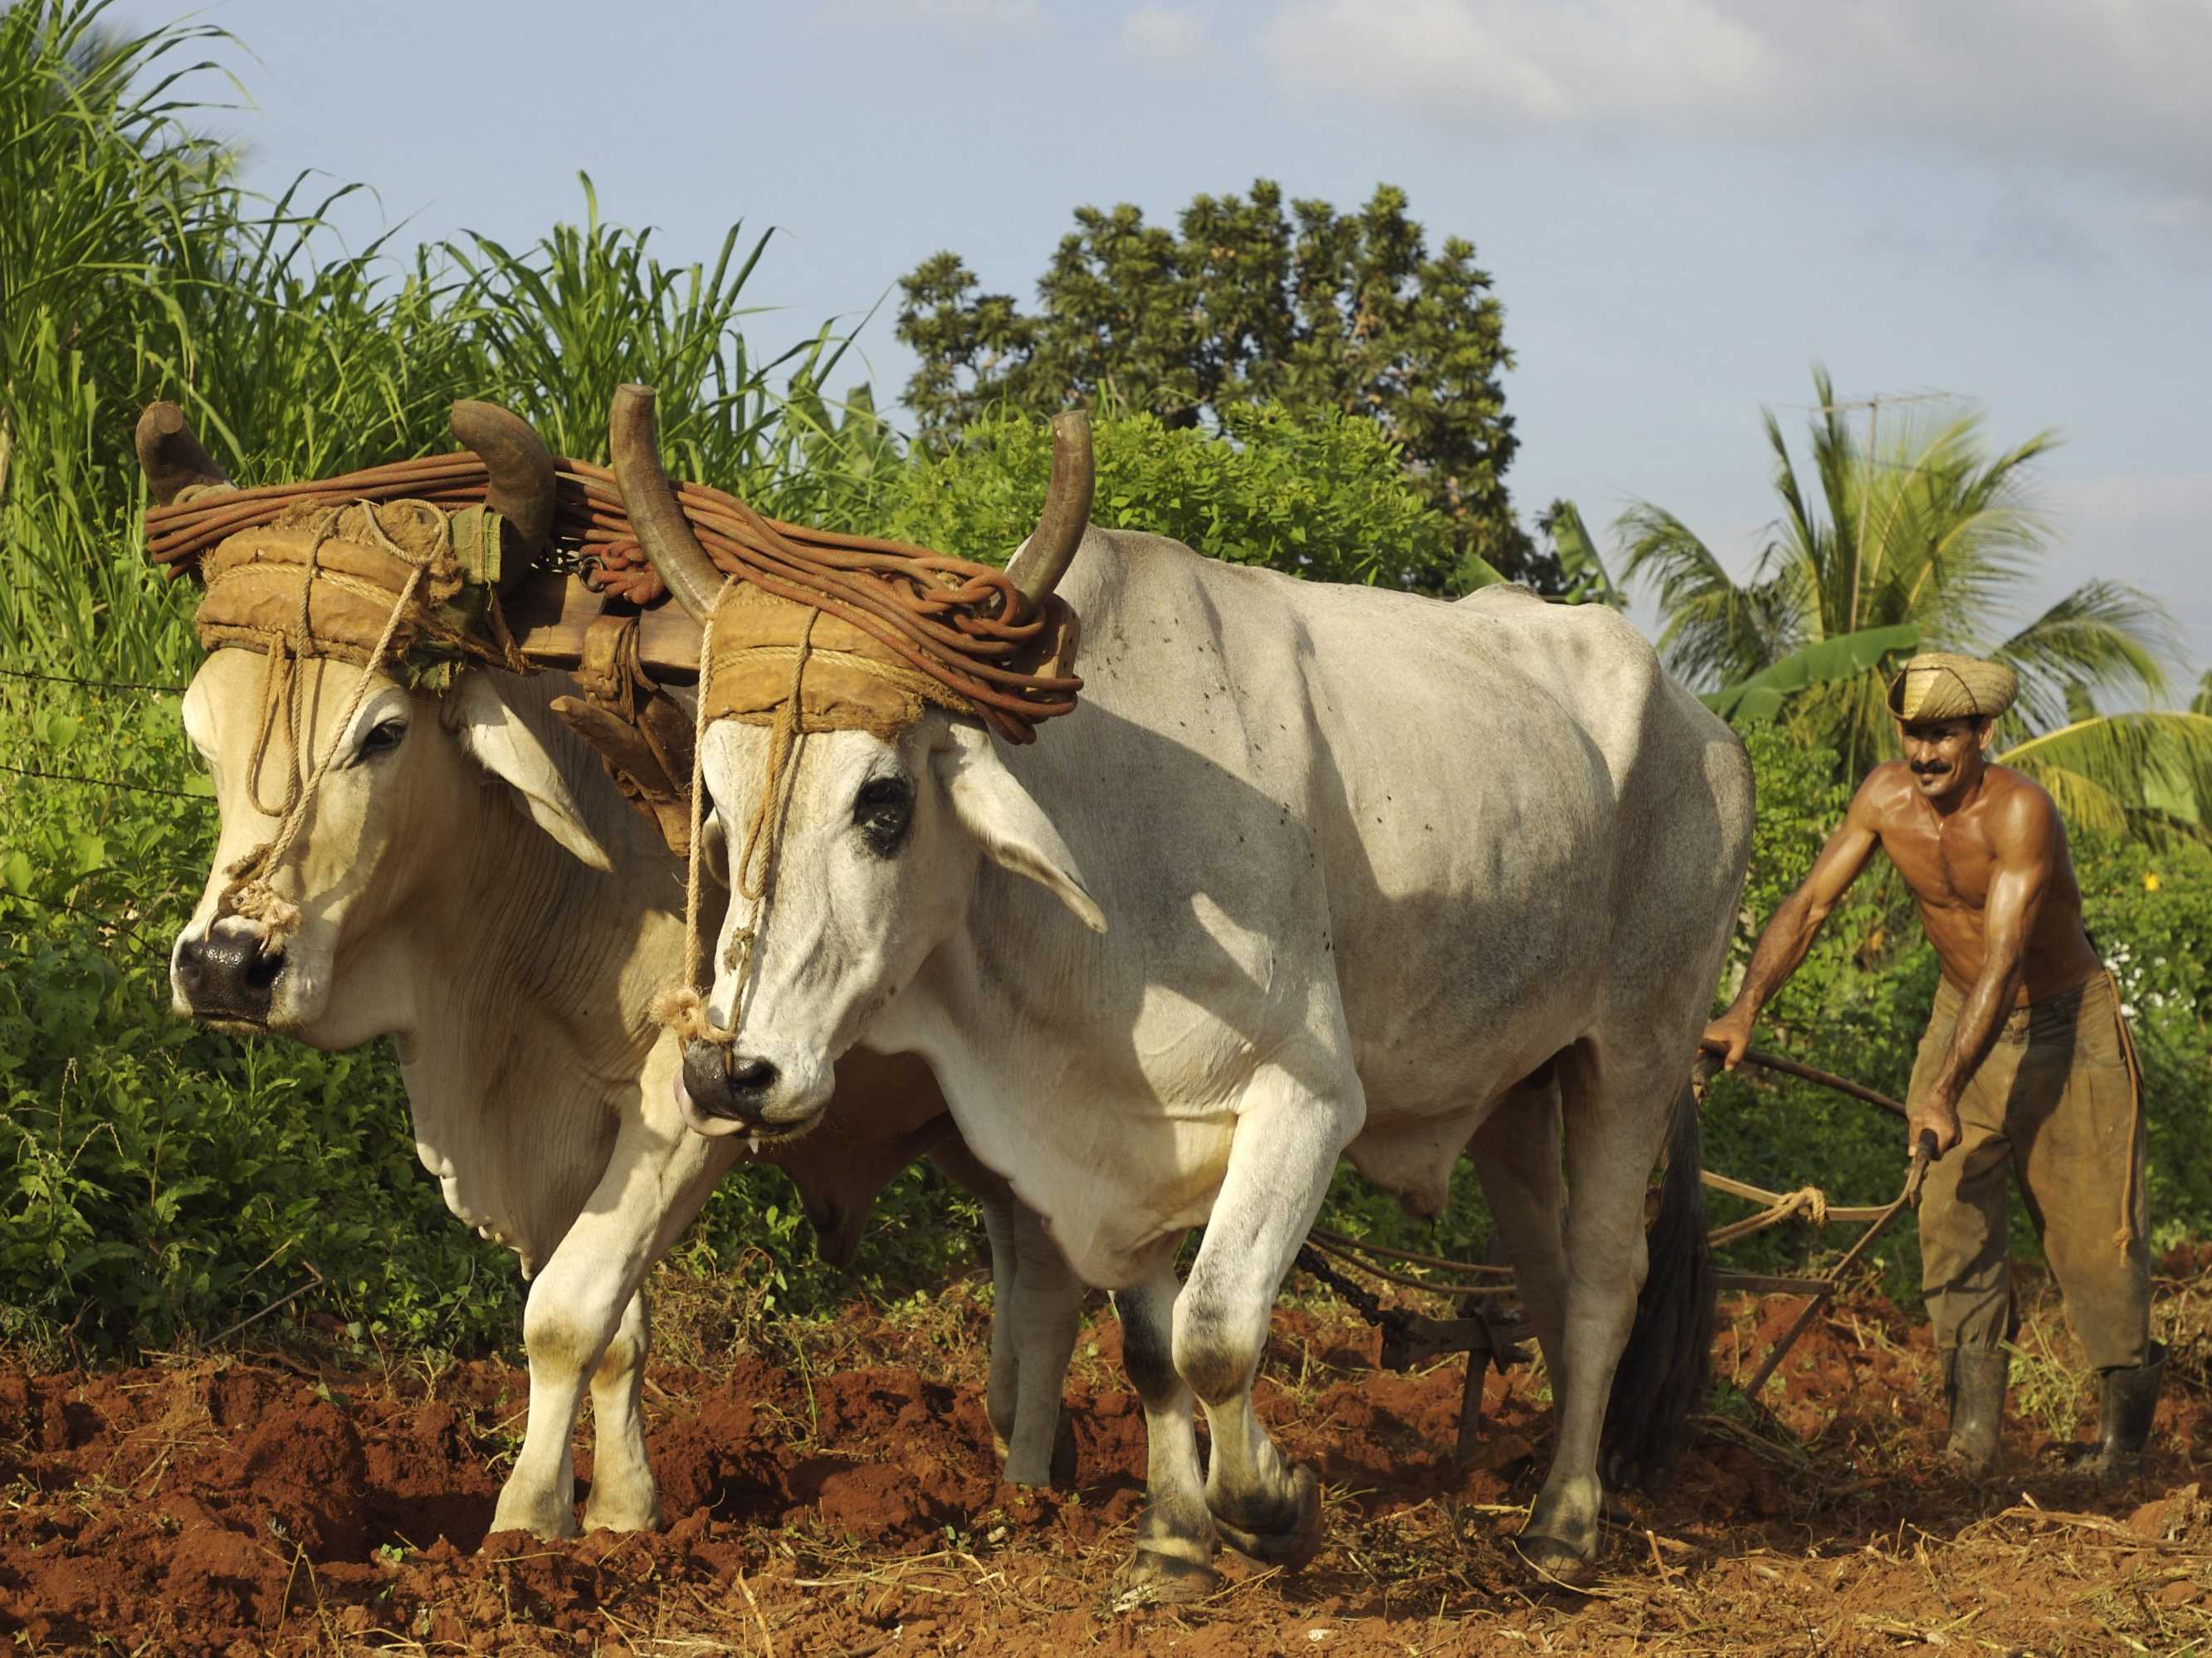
left=1704, top=622, right=1921, bottom=724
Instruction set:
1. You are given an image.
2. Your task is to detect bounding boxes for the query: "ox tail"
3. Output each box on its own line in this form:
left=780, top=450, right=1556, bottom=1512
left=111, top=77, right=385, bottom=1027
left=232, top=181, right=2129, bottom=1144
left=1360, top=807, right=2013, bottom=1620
left=1599, top=1076, right=1714, bottom=1489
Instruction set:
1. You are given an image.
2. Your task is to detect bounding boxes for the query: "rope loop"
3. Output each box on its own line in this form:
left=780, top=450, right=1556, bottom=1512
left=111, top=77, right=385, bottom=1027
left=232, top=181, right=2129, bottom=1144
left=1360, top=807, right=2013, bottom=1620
left=210, top=502, right=438, bottom=951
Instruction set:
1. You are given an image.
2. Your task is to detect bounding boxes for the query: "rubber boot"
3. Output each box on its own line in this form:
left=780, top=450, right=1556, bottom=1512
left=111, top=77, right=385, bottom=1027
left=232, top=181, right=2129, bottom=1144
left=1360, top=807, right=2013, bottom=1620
left=1943, top=1348, right=2008, bottom=1475
left=2069, top=1342, right=2166, bottom=1493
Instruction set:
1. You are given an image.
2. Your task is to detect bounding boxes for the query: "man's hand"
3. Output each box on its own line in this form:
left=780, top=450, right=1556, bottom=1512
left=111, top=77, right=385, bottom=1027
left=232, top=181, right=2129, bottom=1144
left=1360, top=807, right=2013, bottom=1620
left=1702, top=1008, right=1755, bottom=1070
left=1909, top=1091, right=1962, bottom=1159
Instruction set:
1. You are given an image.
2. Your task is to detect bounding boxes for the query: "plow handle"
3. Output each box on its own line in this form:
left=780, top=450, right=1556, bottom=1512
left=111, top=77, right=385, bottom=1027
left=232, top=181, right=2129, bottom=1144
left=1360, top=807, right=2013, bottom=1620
left=1697, top=1038, right=1909, bottom=1119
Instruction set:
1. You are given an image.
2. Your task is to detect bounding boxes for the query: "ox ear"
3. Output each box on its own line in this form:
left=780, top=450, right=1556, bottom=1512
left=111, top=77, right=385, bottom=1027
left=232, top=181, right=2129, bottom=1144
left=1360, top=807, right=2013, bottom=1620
left=448, top=675, right=613, bottom=872
left=931, top=722, right=1106, bottom=934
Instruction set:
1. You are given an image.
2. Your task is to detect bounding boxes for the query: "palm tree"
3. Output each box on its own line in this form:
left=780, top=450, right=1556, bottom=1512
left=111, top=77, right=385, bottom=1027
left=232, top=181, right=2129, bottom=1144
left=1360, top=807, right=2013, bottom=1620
left=1616, top=366, right=2212, bottom=841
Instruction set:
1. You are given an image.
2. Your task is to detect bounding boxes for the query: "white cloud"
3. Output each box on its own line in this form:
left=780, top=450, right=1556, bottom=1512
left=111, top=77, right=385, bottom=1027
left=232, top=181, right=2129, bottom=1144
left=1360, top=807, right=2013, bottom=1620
left=1123, top=3, right=1208, bottom=64
left=1260, top=1, right=2212, bottom=195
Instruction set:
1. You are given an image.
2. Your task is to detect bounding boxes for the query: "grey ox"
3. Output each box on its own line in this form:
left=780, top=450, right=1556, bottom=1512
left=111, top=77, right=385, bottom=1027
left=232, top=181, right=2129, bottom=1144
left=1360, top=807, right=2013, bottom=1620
left=616, top=393, right=1754, bottom=1591
left=148, top=402, right=1082, bottom=1542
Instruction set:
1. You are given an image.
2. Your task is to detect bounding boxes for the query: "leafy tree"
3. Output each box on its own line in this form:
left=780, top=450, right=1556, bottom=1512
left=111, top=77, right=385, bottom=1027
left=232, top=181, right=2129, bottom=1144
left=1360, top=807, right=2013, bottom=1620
left=1617, top=365, right=2212, bottom=841
left=896, top=180, right=1544, bottom=590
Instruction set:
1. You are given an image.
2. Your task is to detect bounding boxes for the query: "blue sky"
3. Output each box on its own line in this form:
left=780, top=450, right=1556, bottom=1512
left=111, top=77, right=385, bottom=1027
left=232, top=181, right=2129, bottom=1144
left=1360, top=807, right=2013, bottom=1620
left=132, top=0, right=2212, bottom=677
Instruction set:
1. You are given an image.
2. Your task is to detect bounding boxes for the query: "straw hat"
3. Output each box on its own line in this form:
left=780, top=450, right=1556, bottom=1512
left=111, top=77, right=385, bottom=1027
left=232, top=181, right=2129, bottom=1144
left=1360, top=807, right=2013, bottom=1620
left=1885, top=651, right=2018, bottom=723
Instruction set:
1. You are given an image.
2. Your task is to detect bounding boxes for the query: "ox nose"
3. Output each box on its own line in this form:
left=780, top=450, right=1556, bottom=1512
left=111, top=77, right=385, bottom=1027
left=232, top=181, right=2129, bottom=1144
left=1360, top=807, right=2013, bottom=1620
left=681, top=1040, right=780, bottom=1125
left=176, top=930, right=284, bottom=1020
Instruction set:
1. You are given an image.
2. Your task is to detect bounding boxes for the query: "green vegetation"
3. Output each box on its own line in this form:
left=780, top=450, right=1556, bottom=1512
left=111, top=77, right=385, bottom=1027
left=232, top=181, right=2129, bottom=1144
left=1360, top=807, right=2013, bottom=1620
left=896, top=178, right=1541, bottom=588
left=881, top=402, right=1459, bottom=592
left=2, top=2, right=2205, bottom=1363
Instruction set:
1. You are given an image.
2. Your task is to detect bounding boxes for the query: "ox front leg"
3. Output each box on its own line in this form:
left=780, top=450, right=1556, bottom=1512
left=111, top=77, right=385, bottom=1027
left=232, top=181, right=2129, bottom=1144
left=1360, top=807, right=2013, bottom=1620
left=489, top=1046, right=737, bottom=1542
left=1111, top=1259, right=1221, bottom=1604
left=935, top=1139, right=1084, bottom=1487
left=1178, top=1076, right=1350, bottom=1572
left=581, top=1288, right=657, bottom=1533
left=940, top=1145, right=1025, bottom=1470
left=1516, top=1046, right=1672, bottom=1586
left=1001, top=1199, right=1083, bottom=1488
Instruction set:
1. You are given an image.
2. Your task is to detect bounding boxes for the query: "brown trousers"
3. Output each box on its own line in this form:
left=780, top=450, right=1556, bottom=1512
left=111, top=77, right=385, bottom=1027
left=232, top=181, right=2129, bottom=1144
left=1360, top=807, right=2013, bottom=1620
left=1911, top=972, right=2152, bottom=1371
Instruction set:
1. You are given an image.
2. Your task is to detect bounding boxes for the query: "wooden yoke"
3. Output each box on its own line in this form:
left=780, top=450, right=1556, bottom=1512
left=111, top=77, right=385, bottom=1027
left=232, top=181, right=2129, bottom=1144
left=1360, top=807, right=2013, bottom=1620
left=502, top=572, right=707, bottom=857
left=501, top=573, right=704, bottom=682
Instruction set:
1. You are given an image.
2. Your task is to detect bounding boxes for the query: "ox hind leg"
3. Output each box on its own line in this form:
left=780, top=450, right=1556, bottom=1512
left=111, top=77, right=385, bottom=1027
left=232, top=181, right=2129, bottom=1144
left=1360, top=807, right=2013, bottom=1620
left=931, top=1140, right=1083, bottom=1487
left=1178, top=1071, right=1352, bottom=1568
left=490, top=1041, right=738, bottom=1540
left=1516, top=1039, right=1681, bottom=1583
left=1111, top=1257, right=1222, bottom=1602
left=1467, top=1077, right=1571, bottom=1404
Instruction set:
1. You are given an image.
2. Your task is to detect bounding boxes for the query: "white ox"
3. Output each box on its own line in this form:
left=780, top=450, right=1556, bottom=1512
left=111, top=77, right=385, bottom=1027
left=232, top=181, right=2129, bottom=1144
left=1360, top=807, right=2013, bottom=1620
left=145, top=402, right=1083, bottom=1540
left=616, top=402, right=1754, bottom=1591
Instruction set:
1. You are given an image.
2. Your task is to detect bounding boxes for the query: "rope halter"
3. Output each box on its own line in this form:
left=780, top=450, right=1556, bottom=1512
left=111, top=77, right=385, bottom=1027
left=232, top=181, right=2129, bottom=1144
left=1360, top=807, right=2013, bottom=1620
left=139, top=399, right=557, bottom=953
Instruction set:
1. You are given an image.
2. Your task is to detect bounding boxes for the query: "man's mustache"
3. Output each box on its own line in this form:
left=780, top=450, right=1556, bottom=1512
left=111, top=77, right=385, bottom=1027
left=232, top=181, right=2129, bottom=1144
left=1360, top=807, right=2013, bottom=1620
left=1912, top=759, right=1953, bottom=777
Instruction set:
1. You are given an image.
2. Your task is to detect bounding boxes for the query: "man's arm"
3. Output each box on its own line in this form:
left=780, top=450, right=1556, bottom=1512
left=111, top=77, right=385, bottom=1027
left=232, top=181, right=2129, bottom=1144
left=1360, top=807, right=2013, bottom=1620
left=1703, top=778, right=1886, bottom=1066
left=1909, top=791, right=2058, bottom=1155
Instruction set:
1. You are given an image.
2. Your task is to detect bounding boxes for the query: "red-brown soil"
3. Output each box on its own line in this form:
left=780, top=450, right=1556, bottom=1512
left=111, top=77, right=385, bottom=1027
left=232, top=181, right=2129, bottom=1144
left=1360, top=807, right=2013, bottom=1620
left=2, top=1251, right=2207, bottom=1656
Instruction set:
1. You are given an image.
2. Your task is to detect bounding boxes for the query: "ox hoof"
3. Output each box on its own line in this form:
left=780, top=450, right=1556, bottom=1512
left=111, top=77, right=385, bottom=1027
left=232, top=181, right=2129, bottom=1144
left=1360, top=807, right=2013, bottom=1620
left=487, top=1493, right=580, bottom=1543
left=1211, top=1465, right=1323, bottom=1570
left=582, top=1490, right=662, bottom=1535
left=1511, top=1529, right=1599, bottom=1592
left=1111, top=1548, right=1223, bottom=1609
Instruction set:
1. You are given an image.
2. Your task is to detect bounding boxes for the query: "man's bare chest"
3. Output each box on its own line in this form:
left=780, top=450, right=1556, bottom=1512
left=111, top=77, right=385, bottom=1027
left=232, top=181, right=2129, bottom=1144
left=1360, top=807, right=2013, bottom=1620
left=1885, top=816, right=1994, bottom=911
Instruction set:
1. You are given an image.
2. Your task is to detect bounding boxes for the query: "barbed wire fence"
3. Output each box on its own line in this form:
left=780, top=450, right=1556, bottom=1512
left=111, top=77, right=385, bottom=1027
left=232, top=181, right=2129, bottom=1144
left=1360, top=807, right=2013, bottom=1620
left=0, top=663, right=213, bottom=956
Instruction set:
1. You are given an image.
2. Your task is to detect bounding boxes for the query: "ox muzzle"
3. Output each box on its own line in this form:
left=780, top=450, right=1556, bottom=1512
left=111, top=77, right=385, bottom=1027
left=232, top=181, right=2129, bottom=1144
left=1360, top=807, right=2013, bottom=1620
left=174, top=925, right=286, bottom=1025
left=679, top=1039, right=785, bottom=1134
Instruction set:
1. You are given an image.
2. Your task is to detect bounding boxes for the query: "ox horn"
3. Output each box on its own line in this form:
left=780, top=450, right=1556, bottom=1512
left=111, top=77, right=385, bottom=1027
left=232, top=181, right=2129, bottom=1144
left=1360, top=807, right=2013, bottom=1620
left=1005, top=410, right=1095, bottom=607
left=134, top=402, right=232, bottom=505
left=451, top=399, right=557, bottom=559
left=609, top=382, right=725, bottom=622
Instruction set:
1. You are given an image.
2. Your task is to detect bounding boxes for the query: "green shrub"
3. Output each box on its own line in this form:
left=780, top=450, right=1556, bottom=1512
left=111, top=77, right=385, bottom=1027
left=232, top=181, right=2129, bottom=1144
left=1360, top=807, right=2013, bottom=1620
left=876, top=402, right=1463, bottom=591
left=2079, top=837, right=2212, bottom=1242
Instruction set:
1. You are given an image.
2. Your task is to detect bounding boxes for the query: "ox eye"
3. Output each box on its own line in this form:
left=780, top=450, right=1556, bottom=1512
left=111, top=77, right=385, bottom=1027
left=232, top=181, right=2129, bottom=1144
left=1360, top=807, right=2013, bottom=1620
left=355, top=718, right=407, bottom=762
left=852, top=775, right=913, bottom=858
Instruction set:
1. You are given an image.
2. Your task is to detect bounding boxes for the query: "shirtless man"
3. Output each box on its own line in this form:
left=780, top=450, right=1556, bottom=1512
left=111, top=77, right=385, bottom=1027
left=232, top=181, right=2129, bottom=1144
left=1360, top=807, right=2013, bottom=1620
left=1703, top=652, right=2162, bottom=1485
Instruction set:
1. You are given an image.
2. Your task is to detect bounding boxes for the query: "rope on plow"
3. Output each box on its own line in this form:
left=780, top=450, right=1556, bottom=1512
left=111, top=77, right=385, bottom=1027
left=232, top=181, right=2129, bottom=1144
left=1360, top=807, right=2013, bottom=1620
left=1702, top=1172, right=1895, bottom=1246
